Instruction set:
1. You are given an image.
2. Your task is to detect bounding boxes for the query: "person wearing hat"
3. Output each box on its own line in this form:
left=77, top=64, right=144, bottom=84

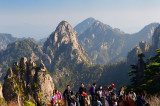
left=128, top=88, right=136, bottom=101
left=109, top=83, right=116, bottom=92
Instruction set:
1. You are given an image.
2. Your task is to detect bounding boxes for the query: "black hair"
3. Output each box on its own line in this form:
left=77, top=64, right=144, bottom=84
left=93, top=83, right=96, bottom=86
left=99, top=85, right=103, bottom=89
left=55, top=89, right=58, bottom=93
left=121, top=87, right=123, bottom=89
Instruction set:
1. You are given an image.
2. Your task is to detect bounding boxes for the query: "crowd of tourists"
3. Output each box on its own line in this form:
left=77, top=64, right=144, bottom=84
left=37, top=83, right=150, bottom=106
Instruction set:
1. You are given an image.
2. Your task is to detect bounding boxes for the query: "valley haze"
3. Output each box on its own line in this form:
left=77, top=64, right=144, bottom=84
left=1, top=0, right=160, bottom=105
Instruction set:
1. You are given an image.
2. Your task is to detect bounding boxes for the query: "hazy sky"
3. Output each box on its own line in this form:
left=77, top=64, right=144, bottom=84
left=0, top=0, right=160, bottom=39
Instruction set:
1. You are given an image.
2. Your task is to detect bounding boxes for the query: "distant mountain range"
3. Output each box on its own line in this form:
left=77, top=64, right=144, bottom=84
left=0, top=18, right=158, bottom=65
left=0, top=33, right=18, bottom=50
left=74, top=18, right=159, bottom=64
left=0, top=18, right=160, bottom=92
left=0, top=21, right=93, bottom=91
left=0, top=33, right=39, bottom=51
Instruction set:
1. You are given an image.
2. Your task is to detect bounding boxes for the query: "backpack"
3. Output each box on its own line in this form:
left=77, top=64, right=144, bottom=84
left=88, top=87, right=92, bottom=94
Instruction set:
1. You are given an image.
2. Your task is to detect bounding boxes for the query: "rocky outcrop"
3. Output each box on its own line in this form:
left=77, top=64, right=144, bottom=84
left=43, top=21, right=92, bottom=90
left=127, top=41, right=151, bottom=65
left=2, top=57, right=54, bottom=105
left=127, top=24, right=160, bottom=65
left=0, top=83, right=3, bottom=98
left=0, top=39, right=52, bottom=81
left=43, top=21, right=92, bottom=65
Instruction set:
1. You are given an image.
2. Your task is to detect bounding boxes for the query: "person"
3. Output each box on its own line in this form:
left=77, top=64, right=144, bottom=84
left=37, top=97, right=42, bottom=106
left=70, top=98, right=76, bottom=106
left=128, top=88, right=136, bottom=102
left=63, top=85, right=73, bottom=106
left=98, top=85, right=103, bottom=98
left=55, top=89, right=62, bottom=105
left=136, top=93, right=147, bottom=106
left=79, top=83, right=86, bottom=94
left=90, top=83, right=97, bottom=106
left=109, top=83, right=116, bottom=92
left=108, top=87, right=117, bottom=106
left=95, top=88, right=102, bottom=106
left=37, top=97, right=46, bottom=106
left=75, top=92, right=80, bottom=106
left=79, top=83, right=87, bottom=106
left=98, top=85, right=104, bottom=104
left=55, top=89, right=62, bottom=101
left=91, top=83, right=96, bottom=95
left=51, top=91, right=58, bottom=106
left=118, top=87, right=124, bottom=97
left=104, top=86, right=109, bottom=106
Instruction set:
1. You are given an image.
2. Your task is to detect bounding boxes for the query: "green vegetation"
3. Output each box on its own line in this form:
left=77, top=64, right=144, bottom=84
left=0, top=98, right=7, bottom=106
left=0, top=39, right=42, bottom=81
left=127, top=49, right=160, bottom=94
left=54, top=59, right=130, bottom=93
left=24, top=101, right=35, bottom=106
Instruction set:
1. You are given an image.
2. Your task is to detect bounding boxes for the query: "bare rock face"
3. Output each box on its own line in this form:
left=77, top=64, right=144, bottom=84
left=139, top=41, right=150, bottom=53
left=152, top=25, right=160, bottom=52
left=0, top=83, right=3, bottom=98
left=42, top=21, right=92, bottom=91
left=36, top=72, right=54, bottom=100
left=20, top=57, right=28, bottom=70
left=43, top=21, right=92, bottom=65
left=127, top=41, right=150, bottom=65
left=3, top=57, right=54, bottom=105
left=0, top=39, right=52, bottom=82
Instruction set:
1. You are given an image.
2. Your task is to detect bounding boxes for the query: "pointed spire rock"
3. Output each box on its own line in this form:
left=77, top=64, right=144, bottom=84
left=43, top=21, right=92, bottom=64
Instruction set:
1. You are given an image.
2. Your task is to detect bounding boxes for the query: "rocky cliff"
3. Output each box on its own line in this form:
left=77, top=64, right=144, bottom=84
left=127, top=24, right=160, bottom=65
left=127, top=41, right=150, bottom=65
left=152, top=25, right=160, bottom=54
left=0, top=83, right=3, bottom=98
left=43, top=21, right=91, bottom=65
left=0, top=21, right=92, bottom=93
left=0, top=39, right=51, bottom=81
left=78, top=20, right=129, bottom=64
left=75, top=18, right=159, bottom=64
left=43, top=21, right=92, bottom=91
left=2, top=57, right=54, bottom=105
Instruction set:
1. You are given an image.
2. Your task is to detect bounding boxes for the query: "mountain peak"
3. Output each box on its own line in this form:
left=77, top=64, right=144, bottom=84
left=44, top=21, right=77, bottom=49
left=74, top=17, right=96, bottom=34
left=83, top=17, right=96, bottom=22
left=58, top=20, right=70, bottom=27
left=43, top=21, right=91, bottom=64
left=55, top=20, right=75, bottom=34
